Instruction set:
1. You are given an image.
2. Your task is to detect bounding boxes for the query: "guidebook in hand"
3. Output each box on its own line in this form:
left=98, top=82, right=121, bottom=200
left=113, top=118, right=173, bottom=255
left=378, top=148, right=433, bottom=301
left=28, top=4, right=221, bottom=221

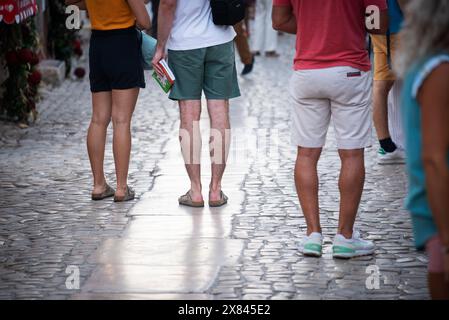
left=152, top=59, right=175, bottom=93
left=140, top=31, right=175, bottom=93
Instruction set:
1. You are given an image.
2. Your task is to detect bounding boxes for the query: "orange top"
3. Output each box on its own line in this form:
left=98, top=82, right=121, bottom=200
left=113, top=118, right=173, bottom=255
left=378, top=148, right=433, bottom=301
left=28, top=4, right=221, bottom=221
left=86, top=0, right=135, bottom=31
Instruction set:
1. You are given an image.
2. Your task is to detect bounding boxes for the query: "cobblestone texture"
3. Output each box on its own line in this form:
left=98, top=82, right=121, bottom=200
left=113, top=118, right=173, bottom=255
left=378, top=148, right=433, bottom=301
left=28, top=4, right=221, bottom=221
left=0, top=35, right=428, bottom=300
left=0, top=73, right=178, bottom=299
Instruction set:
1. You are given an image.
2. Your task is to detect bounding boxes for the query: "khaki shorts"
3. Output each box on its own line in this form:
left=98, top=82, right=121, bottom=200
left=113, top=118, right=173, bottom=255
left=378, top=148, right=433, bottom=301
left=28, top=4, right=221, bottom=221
left=289, top=66, right=373, bottom=150
left=371, top=34, right=398, bottom=81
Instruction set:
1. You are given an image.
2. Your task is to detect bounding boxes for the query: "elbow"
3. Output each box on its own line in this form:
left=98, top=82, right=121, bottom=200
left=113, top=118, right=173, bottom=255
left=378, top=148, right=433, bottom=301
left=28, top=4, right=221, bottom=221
left=272, top=20, right=282, bottom=31
left=139, top=18, right=151, bottom=30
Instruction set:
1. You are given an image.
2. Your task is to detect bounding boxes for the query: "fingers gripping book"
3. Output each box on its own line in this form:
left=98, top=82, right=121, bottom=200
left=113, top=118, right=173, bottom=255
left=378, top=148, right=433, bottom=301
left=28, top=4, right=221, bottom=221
left=152, top=59, right=175, bottom=93
left=140, top=31, right=175, bottom=93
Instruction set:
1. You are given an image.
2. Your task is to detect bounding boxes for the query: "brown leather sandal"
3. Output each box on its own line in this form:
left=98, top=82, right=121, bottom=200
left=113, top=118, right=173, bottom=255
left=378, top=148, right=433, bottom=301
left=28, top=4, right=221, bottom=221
left=91, top=184, right=115, bottom=201
left=178, top=191, right=204, bottom=208
left=209, top=191, right=228, bottom=207
left=114, top=186, right=135, bottom=202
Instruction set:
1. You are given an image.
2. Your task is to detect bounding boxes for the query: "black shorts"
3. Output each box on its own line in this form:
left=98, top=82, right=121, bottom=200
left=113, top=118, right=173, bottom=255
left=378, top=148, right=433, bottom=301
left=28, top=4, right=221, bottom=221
left=89, top=27, right=145, bottom=93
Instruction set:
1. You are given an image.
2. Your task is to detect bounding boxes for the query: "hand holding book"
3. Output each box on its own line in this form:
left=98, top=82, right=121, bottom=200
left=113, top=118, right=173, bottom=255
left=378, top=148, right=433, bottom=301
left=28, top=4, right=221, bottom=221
left=152, top=46, right=167, bottom=78
left=150, top=44, right=175, bottom=93
left=152, top=59, right=175, bottom=93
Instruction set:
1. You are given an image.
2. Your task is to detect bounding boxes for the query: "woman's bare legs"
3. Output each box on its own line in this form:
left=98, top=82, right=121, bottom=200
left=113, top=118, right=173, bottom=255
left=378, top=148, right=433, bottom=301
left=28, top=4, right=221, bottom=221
left=111, top=88, right=139, bottom=198
left=87, top=91, right=112, bottom=194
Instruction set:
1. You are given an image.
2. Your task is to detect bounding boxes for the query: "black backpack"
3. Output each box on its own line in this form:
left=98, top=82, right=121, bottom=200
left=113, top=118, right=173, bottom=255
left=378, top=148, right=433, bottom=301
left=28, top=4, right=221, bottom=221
left=210, top=0, right=246, bottom=26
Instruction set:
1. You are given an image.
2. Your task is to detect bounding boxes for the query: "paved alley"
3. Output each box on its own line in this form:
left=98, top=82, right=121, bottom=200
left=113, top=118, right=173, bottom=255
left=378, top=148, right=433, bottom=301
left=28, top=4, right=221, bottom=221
left=0, top=35, right=428, bottom=300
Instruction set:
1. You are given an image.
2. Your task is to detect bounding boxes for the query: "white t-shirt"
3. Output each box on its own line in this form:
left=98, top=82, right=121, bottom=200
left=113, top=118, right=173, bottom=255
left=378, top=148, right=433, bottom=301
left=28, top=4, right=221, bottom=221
left=167, top=0, right=236, bottom=51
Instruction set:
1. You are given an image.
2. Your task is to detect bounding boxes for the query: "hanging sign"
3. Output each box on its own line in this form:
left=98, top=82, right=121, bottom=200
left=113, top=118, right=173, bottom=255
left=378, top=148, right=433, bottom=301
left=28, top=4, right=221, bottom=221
left=0, top=0, right=38, bottom=24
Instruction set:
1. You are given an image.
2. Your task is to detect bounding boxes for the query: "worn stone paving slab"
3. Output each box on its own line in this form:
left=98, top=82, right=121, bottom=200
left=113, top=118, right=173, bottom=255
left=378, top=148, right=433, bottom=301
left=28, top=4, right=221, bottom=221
left=81, top=265, right=219, bottom=294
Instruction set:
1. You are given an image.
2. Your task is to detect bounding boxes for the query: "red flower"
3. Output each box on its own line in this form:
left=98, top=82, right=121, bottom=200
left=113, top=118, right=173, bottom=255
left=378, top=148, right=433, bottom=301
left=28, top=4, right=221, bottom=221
left=30, top=52, right=40, bottom=66
left=73, top=39, right=82, bottom=50
left=74, top=67, right=86, bottom=79
left=5, top=51, right=20, bottom=66
left=18, top=48, right=34, bottom=64
left=74, top=47, right=83, bottom=57
left=28, top=70, right=42, bottom=86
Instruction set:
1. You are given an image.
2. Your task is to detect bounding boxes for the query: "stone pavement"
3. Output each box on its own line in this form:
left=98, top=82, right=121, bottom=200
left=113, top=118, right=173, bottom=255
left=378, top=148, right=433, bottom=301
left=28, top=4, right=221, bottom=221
left=0, top=35, right=428, bottom=300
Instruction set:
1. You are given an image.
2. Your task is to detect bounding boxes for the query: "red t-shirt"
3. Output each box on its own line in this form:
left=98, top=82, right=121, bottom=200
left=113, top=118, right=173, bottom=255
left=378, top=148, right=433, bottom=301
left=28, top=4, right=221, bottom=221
left=273, top=0, right=388, bottom=71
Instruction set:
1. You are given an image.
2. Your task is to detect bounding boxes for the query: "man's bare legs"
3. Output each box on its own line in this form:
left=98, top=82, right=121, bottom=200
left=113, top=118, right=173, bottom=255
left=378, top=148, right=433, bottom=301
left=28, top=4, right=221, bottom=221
left=295, top=147, right=365, bottom=239
left=87, top=92, right=112, bottom=195
left=294, top=147, right=322, bottom=236
left=337, top=149, right=365, bottom=239
left=373, top=80, right=394, bottom=141
left=111, top=88, right=139, bottom=198
left=207, top=99, right=230, bottom=202
left=179, top=100, right=203, bottom=203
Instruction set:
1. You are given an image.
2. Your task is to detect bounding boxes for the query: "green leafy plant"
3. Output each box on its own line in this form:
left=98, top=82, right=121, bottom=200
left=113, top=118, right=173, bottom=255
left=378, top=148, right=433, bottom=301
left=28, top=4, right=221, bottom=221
left=0, top=20, right=40, bottom=123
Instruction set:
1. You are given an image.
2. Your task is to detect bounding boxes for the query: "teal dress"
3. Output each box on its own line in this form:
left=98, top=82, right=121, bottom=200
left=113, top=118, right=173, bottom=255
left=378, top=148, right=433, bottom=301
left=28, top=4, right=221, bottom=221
left=401, top=53, right=449, bottom=250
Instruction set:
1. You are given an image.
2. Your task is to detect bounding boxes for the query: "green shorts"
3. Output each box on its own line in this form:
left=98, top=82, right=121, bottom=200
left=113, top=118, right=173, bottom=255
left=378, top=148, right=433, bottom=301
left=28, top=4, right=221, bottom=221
left=167, top=41, right=241, bottom=101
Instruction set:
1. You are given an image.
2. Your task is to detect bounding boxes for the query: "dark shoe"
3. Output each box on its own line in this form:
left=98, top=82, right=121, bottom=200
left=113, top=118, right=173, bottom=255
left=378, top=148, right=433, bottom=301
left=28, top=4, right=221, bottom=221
left=265, top=51, right=280, bottom=58
left=92, top=184, right=115, bottom=201
left=178, top=191, right=205, bottom=208
left=252, top=51, right=261, bottom=56
left=209, top=191, right=228, bottom=207
left=114, top=186, right=135, bottom=202
left=241, top=56, right=255, bottom=75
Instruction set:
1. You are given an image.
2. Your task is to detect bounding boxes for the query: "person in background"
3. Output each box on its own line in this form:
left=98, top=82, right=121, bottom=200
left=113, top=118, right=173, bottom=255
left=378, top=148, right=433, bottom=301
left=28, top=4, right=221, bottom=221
left=397, top=0, right=449, bottom=300
left=371, top=0, right=407, bottom=165
left=253, top=0, right=278, bottom=57
left=65, top=0, right=150, bottom=202
left=234, top=20, right=255, bottom=75
left=144, top=0, right=159, bottom=37
left=150, top=0, right=159, bottom=37
left=273, top=0, right=388, bottom=258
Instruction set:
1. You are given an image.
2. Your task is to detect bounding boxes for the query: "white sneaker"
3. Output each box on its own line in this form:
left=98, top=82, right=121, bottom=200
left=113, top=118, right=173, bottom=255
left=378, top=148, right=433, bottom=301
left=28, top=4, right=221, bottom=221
left=298, top=232, right=323, bottom=257
left=377, top=148, right=406, bottom=165
left=332, top=231, right=375, bottom=259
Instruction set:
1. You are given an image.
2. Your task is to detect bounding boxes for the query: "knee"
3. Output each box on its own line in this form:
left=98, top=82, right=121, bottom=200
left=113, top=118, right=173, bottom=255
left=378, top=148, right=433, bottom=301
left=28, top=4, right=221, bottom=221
left=339, top=149, right=364, bottom=162
left=91, top=115, right=110, bottom=127
left=111, top=113, right=131, bottom=127
left=297, top=147, right=322, bottom=163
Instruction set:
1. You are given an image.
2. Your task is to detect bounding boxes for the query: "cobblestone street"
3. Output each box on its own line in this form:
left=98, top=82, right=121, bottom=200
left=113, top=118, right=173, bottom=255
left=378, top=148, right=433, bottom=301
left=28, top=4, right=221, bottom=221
left=0, top=35, right=428, bottom=300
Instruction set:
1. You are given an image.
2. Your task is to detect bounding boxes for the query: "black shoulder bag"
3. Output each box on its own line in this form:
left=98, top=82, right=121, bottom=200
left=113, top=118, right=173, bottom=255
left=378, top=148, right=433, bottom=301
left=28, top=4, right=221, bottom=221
left=210, top=0, right=246, bottom=26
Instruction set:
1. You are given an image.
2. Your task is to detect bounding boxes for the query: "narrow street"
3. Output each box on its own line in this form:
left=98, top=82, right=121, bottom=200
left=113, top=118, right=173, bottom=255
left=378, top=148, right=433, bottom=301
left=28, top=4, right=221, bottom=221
left=0, top=35, right=428, bottom=300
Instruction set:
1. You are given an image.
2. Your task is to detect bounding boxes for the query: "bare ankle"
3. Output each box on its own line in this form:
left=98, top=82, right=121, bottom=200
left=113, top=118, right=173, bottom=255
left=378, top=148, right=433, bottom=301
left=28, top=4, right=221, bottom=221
left=338, top=228, right=353, bottom=239
left=93, top=179, right=107, bottom=190
left=307, top=227, right=322, bottom=235
left=209, top=183, right=221, bottom=193
left=190, top=183, right=202, bottom=194
left=116, top=184, right=128, bottom=193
